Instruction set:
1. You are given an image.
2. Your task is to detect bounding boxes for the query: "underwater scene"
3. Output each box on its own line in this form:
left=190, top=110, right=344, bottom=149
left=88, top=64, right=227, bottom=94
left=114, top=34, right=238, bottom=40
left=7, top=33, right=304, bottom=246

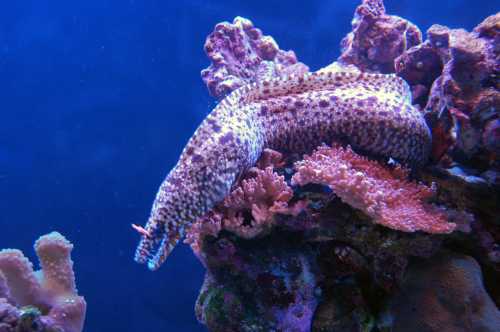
left=1, top=0, right=499, bottom=331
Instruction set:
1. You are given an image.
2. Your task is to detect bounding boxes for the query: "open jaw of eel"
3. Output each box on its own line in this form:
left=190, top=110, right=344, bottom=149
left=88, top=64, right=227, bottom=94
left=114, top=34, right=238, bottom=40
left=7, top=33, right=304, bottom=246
left=133, top=68, right=431, bottom=271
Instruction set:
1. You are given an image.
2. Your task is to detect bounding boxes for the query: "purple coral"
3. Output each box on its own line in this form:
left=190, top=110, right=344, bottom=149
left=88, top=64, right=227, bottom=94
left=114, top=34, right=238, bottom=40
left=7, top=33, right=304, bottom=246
left=201, top=16, right=309, bottom=99
left=0, top=299, right=19, bottom=332
left=338, top=0, right=422, bottom=73
left=396, top=13, right=500, bottom=168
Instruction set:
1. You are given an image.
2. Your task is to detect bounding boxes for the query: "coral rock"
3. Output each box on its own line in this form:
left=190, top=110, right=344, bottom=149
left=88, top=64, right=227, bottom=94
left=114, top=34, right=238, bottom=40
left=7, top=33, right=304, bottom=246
left=396, top=13, right=500, bottom=168
left=388, top=253, right=500, bottom=332
left=339, top=0, right=422, bottom=73
left=196, top=232, right=320, bottom=332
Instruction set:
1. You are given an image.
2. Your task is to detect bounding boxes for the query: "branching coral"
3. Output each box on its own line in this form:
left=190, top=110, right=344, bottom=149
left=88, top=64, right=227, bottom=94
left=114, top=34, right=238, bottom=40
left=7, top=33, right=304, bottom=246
left=0, top=232, right=86, bottom=332
left=222, top=166, right=294, bottom=238
left=185, top=164, right=303, bottom=257
left=292, top=144, right=456, bottom=234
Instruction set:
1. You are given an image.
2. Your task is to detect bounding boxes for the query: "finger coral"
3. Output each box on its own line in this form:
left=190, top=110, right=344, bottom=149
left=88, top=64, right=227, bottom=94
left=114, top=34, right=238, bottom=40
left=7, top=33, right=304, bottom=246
left=292, top=144, right=456, bottom=234
left=0, top=232, right=86, bottom=332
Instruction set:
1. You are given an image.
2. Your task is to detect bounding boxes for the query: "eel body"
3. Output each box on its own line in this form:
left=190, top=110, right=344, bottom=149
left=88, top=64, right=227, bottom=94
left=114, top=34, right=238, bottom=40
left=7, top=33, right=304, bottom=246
left=134, top=69, right=431, bottom=270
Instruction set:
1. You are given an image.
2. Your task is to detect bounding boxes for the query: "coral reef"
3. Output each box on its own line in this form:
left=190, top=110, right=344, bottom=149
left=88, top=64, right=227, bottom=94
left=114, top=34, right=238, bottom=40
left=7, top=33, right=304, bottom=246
left=135, top=24, right=434, bottom=270
left=192, top=151, right=454, bottom=330
left=132, top=0, right=500, bottom=330
left=0, top=232, right=86, bottom=332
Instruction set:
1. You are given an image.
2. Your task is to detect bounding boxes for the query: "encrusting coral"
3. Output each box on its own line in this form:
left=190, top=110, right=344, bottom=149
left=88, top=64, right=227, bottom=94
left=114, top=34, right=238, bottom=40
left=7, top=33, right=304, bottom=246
left=0, top=232, right=86, bottom=332
left=387, top=252, right=500, bottom=331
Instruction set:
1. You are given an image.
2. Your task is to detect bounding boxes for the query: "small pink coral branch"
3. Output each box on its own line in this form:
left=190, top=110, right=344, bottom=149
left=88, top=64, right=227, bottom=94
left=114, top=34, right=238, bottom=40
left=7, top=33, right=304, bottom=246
left=292, top=145, right=456, bottom=234
left=223, top=166, right=294, bottom=238
left=0, top=232, right=86, bottom=332
left=186, top=165, right=302, bottom=256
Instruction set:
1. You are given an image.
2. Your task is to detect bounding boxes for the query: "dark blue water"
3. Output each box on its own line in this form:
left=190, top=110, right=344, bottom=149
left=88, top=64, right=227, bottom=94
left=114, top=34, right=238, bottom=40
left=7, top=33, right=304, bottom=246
left=0, top=1, right=496, bottom=331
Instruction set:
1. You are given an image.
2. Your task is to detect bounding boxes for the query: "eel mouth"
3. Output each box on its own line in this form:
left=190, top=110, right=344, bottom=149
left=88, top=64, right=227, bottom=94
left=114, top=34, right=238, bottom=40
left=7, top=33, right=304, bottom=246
left=133, top=223, right=180, bottom=271
left=133, top=238, right=163, bottom=271
left=133, top=224, right=166, bottom=271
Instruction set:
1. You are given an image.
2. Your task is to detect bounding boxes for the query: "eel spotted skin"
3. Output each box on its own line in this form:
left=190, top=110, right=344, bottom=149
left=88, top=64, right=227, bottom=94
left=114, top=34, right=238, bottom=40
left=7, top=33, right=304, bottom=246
left=134, top=69, right=432, bottom=270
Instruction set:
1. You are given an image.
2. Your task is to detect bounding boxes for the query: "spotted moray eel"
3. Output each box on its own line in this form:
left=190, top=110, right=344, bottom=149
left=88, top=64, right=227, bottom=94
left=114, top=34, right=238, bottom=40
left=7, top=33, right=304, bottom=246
left=134, top=69, right=431, bottom=270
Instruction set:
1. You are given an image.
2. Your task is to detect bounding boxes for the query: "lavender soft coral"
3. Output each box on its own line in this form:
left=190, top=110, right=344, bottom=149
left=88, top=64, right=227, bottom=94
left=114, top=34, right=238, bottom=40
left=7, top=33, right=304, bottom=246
left=0, top=232, right=86, bottom=332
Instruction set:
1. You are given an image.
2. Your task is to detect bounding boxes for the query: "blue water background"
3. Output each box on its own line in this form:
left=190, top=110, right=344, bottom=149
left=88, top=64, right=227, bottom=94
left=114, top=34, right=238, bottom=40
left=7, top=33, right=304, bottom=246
left=0, top=1, right=496, bottom=331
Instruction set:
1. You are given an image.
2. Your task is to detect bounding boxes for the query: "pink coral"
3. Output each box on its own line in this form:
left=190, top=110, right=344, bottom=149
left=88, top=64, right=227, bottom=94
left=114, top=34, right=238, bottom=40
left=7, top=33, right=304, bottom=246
left=222, top=166, right=294, bottom=238
left=185, top=165, right=302, bottom=256
left=0, top=232, right=86, bottom=332
left=292, top=144, right=456, bottom=234
left=255, top=148, right=286, bottom=170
